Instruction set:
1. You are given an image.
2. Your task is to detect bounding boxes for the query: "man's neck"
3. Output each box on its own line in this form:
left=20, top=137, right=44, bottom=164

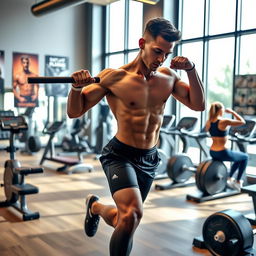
left=23, top=69, right=30, bottom=74
left=129, top=54, right=155, bottom=81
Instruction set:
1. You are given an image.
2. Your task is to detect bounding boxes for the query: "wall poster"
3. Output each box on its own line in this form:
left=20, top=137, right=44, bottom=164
left=12, top=52, right=39, bottom=108
left=45, top=55, right=69, bottom=97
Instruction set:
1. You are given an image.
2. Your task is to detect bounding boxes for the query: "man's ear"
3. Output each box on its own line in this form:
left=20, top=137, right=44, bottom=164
left=139, top=38, right=145, bottom=49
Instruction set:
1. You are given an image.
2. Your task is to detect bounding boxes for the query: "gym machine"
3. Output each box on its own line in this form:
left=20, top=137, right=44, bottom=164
left=155, top=116, right=200, bottom=189
left=186, top=120, right=256, bottom=202
left=40, top=120, right=93, bottom=174
left=193, top=209, right=256, bottom=256
left=155, top=114, right=176, bottom=179
left=94, top=101, right=112, bottom=155
left=18, top=107, right=41, bottom=154
left=61, top=115, right=93, bottom=153
left=162, top=116, right=198, bottom=154
left=157, top=114, right=176, bottom=154
left=0, top=115, right=44, bottom=221
left=0, top=110, right=15, bottom=150
left=229, top=119, right=256, bottom=154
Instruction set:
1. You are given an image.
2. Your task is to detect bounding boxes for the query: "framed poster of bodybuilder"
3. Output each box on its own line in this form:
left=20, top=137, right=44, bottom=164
left=12, top=52, right=39, bottom=108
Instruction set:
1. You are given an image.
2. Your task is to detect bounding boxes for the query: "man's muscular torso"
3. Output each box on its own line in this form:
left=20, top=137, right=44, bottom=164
left=14, top=72, right=37, bottom=96
left=101, top=68, right=176, bottom=149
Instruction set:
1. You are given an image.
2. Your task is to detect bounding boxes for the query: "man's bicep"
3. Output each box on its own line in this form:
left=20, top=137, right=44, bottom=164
left=172, top=80, right=190, bottom=105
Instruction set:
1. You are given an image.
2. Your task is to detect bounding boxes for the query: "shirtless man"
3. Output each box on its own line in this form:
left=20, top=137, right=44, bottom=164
left=67, top=17, right=205, bottom=256
left=13, top=55, right=39, bottom=107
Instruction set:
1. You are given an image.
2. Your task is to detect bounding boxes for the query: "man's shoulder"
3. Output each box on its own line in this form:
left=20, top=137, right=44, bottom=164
left=99, top=68, right=127, bottom=88
left=100, top=68, right=127, bottom=76
left=158, top=66, right=177, bottom=77
left=157, top=67, right=180, bottom=83
left=101, top=68, right=127, bottom=80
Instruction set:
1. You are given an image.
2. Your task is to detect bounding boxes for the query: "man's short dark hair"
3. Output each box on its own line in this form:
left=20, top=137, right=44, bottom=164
left=144, top=17, right=181, bottom=42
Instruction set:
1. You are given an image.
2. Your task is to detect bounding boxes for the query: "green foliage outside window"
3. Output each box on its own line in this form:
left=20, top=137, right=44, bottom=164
left=207, top=65, right=233, bottom=109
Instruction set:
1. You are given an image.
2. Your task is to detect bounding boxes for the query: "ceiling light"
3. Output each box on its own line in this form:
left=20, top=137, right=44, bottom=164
left=132, top=0, right=160, bottom=5
left=31, top=0, right=120, bottom=16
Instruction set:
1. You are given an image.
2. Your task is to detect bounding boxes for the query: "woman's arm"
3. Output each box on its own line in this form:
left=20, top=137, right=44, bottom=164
left=219, top=108, right=245, bottom=129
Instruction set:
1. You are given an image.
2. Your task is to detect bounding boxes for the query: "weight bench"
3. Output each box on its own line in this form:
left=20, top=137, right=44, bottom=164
left=241, top=184, right=256, bottom=225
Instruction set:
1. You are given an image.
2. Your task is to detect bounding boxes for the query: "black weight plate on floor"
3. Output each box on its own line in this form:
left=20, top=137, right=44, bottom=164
left=28, top=136, right=41, bottom=152
left=200, top=160, right=228, bottom=195
left=156, top=149, right=168, bottom=176
left=195, top=160, right=210, bottom=191
left=167, top=154, right=194, bottom=183
left=4, top=160, right=19, bottom=203
left=203, top=209, right=253, bottom=256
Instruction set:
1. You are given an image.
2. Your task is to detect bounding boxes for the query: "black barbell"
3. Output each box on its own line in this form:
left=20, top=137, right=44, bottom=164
left=27, top=76, right=100, bottom=84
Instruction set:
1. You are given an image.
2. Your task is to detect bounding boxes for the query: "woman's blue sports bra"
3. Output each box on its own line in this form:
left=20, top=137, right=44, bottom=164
left=209, top=120, right=228, bottom=137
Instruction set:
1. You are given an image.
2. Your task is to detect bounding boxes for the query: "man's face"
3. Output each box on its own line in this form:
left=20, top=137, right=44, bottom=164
left=141, top=35, right=175, bottom=71
left=21, top=58, right=30, bottom=71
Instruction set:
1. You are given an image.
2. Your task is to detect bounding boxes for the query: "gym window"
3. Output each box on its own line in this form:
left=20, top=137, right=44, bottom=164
left=104, top=0, right=143, bottom=68
left=103, top=0, right=143, bottom=135
left=177, top=0, right=256, bottom=116
left=177, top=0, right=256, bottom=165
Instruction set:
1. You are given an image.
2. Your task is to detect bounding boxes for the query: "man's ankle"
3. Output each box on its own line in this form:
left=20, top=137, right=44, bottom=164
left=91, top=201, right=98, bottom=215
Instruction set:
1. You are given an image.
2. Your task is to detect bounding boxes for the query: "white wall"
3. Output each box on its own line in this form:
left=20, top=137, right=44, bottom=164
left=0, top=0, right=89, bottom=88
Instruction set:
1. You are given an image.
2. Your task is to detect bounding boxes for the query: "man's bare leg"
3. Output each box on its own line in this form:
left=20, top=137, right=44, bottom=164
left=91, top=201, right=118, bottom=227
left=91, top=187, right=143, bottom=256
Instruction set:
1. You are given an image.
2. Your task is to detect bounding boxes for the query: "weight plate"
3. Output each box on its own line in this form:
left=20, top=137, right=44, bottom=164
left=200, top=160, right=228, bottom=195
left=167, top=154, right=194, bottom=183
left=27, top=136, right=41, bottom=153
left=4, top=160, right=20, bottom=203
left=203, top=209, right=253, bottom=256
left=195, top=160, right=210, bottom=191
left=156, top=149, right=168, bottom=176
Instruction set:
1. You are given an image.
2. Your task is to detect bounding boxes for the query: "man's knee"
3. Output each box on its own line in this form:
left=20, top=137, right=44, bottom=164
left=120, top=207, right=143, bottom=232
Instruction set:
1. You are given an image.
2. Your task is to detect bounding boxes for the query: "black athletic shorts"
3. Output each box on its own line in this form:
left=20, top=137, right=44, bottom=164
left=99, top=137, right=160, bottom=202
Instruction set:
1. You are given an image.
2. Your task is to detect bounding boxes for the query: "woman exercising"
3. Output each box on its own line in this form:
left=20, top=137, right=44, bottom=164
left=205, top=102, right=248, bottom=191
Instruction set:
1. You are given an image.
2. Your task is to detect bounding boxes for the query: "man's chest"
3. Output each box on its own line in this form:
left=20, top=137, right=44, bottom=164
left=109, top=75, right=173, bottom=108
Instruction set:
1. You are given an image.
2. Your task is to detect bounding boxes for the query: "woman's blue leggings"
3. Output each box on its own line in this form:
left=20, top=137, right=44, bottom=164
left=210, top=149, right=248, bottom=181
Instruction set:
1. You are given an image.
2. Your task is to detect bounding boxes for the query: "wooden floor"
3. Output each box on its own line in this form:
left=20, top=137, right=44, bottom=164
left=0, top=149, right=255, bottom=256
